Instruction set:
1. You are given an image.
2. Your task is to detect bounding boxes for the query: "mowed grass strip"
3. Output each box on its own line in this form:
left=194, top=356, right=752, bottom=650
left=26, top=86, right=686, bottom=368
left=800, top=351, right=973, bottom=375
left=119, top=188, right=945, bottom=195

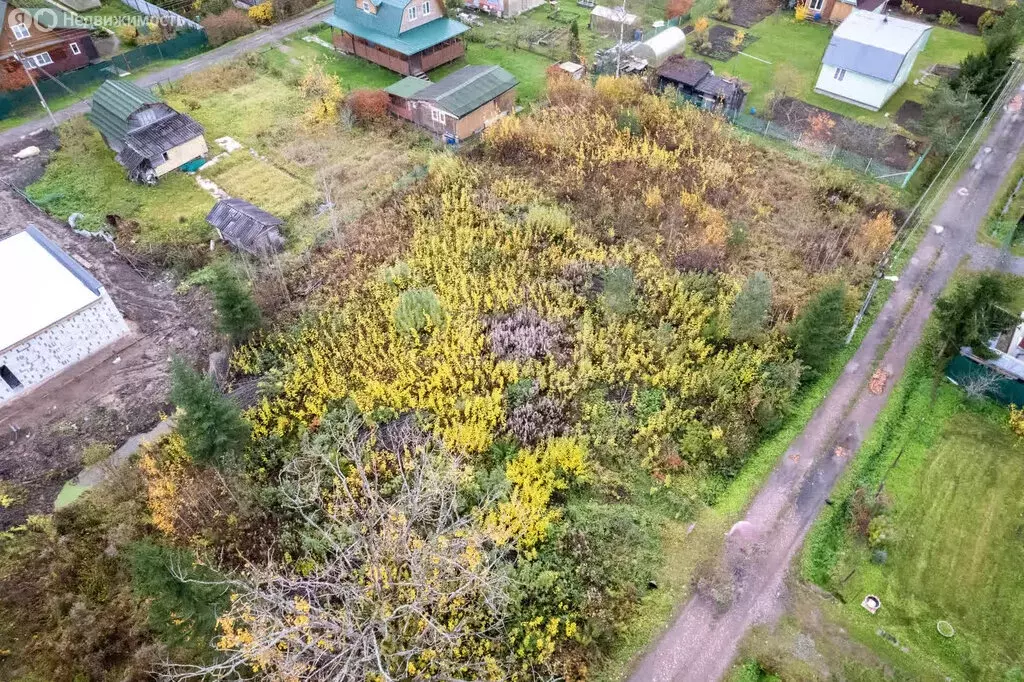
left=805, top=351, right=1024, bottom=680
left=201, top=152, right=318, bottom=219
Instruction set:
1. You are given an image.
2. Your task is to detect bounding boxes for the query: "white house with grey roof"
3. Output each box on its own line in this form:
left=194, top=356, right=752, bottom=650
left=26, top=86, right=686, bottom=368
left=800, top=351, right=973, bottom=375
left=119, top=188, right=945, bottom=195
left=0, top=227, right=129, bottom=404
left=814, top=10, right=931, bottom=111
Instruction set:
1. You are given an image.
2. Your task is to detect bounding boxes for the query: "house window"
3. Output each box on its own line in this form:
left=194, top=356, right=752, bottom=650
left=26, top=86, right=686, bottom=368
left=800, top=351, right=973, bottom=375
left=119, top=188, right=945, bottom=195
left=361, top=0, right=371, bottom=11
left=25, top=52, right=54, bottom=69
left=0, top=365, right=22, bottom=391
left=430, top=107, right=445, bottom=124
left=70, top=42, right=81, bottom=55
left=834, top=67, right=846, bottom=81
left=807, top=0, right=824, bottom=10
left=422, top=1, right=430, bottom=13
left=162, top=151, right=170, bottom=161
left=408, top=5, right=417, bottom=19
left=11, top=23, right=30, bottom=40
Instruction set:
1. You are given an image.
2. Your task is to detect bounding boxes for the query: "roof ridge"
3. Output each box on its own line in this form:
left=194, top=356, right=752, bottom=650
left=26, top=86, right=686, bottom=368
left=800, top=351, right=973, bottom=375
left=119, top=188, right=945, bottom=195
left=427, top=65, right=498, bottom=102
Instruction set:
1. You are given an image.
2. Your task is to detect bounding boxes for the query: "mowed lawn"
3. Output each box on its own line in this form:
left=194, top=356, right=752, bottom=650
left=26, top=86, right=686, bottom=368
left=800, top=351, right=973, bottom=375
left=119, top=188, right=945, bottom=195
left=699, top=13, right=984, bottom=127
left=295, top=24, right=554, bottom=104
left=805, top=356, right=1024, bottom=680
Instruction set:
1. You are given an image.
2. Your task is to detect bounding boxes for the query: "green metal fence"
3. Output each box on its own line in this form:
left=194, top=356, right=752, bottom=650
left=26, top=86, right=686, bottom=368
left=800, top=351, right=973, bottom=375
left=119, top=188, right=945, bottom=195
left=0, top=30, right=207, bottom=121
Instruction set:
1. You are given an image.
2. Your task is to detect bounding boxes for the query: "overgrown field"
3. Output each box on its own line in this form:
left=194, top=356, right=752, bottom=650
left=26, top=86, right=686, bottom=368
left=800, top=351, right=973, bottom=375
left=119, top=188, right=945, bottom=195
left=2, top=79, right=902, bottom=681
left=801, top=345, right=1024, bottom=680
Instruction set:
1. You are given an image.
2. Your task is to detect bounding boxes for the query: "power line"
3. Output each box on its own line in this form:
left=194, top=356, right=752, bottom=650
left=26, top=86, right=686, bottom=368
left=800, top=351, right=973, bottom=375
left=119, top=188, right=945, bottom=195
left=844, top=59, right=1024, bottom=344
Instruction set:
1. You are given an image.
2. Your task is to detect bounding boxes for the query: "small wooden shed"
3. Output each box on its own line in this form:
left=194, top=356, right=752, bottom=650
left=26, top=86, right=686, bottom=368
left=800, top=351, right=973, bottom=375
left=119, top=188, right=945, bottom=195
left=206, top=199, right=285, bottom=257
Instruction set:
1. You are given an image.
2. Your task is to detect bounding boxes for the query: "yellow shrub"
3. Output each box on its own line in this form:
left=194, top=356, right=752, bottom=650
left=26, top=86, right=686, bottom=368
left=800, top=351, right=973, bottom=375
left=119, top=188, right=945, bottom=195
left=1010, top=405, right=1024, bottom=438
left=249, top=1, right=273, bottom=24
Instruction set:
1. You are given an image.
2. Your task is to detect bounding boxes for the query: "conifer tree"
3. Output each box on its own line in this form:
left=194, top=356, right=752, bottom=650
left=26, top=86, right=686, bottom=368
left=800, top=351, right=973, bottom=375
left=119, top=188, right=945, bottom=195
left=790, top=284, right=847, bottom=376
left=206, top=261, right=262, bottom=344
left=170, top=358, right=248, bottom=466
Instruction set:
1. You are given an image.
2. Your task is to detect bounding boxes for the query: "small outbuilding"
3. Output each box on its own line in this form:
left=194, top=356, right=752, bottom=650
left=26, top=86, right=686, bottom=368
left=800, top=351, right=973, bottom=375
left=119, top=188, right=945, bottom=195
left=0, top=226, right=129, bottom=404
left=630, top=26, right=685, bottom=68
left=557, top=61, right=586, bottom=80
left=589, top=4, right=640, bottom=37
left=657, top=55, right=746, bottom=114
left=87, top=79, right=208, bottom=184
left=206, top=198, right=285, bottom=257
left=384, top=65, right=518, bottom=143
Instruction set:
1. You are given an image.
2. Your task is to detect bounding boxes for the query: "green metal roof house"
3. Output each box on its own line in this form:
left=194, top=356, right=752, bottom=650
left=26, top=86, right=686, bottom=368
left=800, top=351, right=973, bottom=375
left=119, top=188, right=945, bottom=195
left=326, top=0, right=468, bottom=75
left=384, top=65, right=518, bottom=143
left=87, top=80, right=208, bottom=184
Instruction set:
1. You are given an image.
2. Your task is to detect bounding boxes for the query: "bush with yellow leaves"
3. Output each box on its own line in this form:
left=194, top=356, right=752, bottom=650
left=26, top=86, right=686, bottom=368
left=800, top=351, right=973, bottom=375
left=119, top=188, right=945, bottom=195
left=248, top=0, right=273, bottom=24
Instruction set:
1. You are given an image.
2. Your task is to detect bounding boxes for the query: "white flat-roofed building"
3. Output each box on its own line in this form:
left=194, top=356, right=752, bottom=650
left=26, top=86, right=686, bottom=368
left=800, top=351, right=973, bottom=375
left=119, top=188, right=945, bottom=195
left=0, top=227, right=129, bottom=403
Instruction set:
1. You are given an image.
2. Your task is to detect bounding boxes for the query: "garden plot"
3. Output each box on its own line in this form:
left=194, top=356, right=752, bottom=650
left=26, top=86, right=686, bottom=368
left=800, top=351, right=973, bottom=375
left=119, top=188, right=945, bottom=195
left=727, top=0, right=785, bottom=27
left=769, top=97, right=922, bottom=171
left=690, top=23, right=759, bottom=61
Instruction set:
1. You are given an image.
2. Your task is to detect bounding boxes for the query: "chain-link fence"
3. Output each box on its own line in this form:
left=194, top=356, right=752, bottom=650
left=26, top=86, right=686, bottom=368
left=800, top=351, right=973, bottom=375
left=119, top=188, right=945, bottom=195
left=0, top=30, right=207, bottom=121
left=731, top=111, right=927, bottom=188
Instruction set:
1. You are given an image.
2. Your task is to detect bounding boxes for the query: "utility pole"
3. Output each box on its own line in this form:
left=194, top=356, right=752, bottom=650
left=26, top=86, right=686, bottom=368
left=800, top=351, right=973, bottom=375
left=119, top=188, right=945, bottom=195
left=14, top=51, right=58, bottom=127
left=615, top=0, right=627, bottom=77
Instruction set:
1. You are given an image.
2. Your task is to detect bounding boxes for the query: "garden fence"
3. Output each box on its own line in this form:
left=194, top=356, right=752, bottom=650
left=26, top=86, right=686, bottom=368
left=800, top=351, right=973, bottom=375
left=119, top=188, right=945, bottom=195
left=730, top=110, right=926, bottom=188
left=0, top=30, right=208, bottom=121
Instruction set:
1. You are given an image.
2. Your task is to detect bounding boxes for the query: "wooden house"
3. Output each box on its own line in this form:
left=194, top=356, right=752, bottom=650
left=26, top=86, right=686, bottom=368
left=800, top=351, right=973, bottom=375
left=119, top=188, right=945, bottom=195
left=0, top=0, right=97, bottom=92
left=87, top=80, right=208, bottom=184
left=326, top=0, right=469, bottom=75
left=206, top=199, right=285, bottom=257
left=384, top=64, right=517, bottom=143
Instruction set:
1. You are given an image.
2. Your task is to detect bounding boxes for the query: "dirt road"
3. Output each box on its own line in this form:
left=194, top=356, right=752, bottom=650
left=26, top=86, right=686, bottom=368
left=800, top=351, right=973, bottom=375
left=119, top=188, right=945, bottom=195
left=629, top=82, right=1024, bottom=682
left=0, top=7, right=330, bottom=147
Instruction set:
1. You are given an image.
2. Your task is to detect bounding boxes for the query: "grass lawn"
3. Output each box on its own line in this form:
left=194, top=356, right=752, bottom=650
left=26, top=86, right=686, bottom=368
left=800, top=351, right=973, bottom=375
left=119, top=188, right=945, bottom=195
left=802, top=341, right=1024, bottom=680
left=697, top=13, right=984, bottom=128
left=295, top=23, right=555, bottom=104
left=26, top=118, right=215, bottom=244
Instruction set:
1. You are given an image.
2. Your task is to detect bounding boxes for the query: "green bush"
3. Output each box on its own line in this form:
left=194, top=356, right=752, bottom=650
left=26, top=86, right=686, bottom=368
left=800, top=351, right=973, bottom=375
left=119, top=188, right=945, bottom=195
left=394, top=287, right=446, bottom=334
left=939, top=10, right=960, bottom=26
left=205, top=261, right=263, bottom=344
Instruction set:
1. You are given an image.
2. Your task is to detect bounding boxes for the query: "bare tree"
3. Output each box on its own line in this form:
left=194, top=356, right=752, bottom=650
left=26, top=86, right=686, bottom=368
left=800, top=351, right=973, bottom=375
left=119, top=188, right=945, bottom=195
left=162, top=410, right=509, bottom=681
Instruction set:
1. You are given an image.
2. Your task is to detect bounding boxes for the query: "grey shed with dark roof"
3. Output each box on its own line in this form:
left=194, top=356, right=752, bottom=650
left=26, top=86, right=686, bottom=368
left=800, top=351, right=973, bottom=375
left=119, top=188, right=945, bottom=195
left=87, top=79, right=206, bottom=182
left=207, top=199, right=285, bottom=257
left=414, top=65, right=518, bottom=117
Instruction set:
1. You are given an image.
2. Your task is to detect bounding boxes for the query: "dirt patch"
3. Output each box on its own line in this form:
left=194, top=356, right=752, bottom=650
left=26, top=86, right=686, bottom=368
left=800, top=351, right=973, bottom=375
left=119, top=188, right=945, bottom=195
left=692, top=24, right=759, bottom=62
left=0, top=132, right=215, bottom=529
left=728, top=0, right=784, bottom=27
left=931, top=64, right=961, bottom=80
left=894, top=99, right=924, bottom=131
left=769, top=97, right=921, bottom=171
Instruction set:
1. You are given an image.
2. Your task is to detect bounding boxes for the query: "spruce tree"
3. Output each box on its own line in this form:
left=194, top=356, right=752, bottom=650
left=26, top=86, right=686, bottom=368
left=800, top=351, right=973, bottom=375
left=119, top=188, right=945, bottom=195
left=206, top=261, right=262, bottom=345
left=170, top=358, right=248, bottom=467
left=790, top=284, right=847, bottom=376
